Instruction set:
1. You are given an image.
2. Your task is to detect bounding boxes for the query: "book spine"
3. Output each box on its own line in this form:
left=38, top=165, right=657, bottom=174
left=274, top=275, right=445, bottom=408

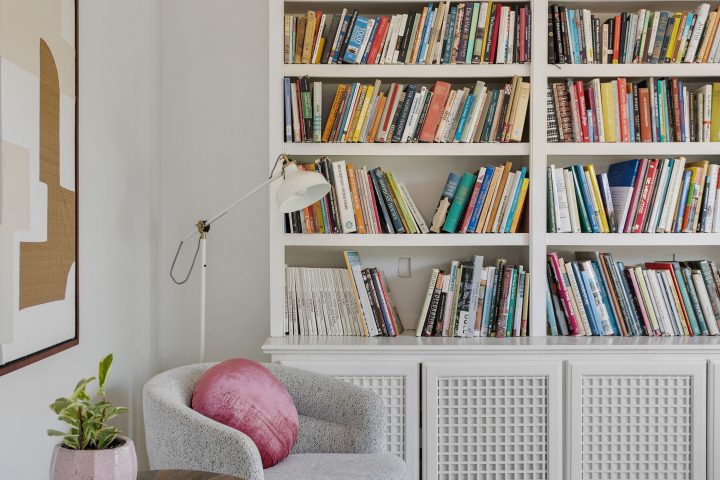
left=417, top=269, right=441, bottom=336
left=372, top=169, right=406, bottom=233
left=391, top=85, right=418, bottom=143
left=549, top=253, right=580, bottom=335
left=399, top=182, right=430, bottom=234
left=312, top=81, right=322, bottom=142
left=283, top=78, right=293, bottom=142
left=442, top=172, right=477, bottom=233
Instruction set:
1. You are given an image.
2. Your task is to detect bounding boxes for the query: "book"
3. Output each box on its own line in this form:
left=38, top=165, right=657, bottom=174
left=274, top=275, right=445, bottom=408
left=442, top=172, right=477, bottom=233
left=331, top=161, right=358, bottom=233
left=430, top=172, right=461, bottom=233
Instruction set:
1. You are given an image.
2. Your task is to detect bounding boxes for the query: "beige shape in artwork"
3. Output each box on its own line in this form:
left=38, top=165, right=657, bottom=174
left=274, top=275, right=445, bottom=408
left=0, top=144, right=32, bottom=343
left=18, top=39, right=75, bottom=310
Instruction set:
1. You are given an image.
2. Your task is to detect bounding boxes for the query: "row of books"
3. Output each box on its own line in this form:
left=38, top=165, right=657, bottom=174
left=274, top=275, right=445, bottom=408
left=546, top=78, right=720, bottom=144
left=415, top=256, right=530, bottom=337
left=547, top=252, right=720, bottom=337
left=284, top=2, right=531, bottom=65
left=284, top=77, right=530, bottom=144
left=430, top=164, right=528, bottom=234
left=548, top=4, right=720, bottom=65
left=285, top=252, right=404, bottom=337
left=285, top=158, right=428, bottom=234
left=548, top=158, right=720, bottom=234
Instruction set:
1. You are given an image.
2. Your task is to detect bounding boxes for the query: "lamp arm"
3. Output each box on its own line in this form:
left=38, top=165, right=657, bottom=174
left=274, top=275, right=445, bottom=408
left=179, top=170, right=283, bottom=243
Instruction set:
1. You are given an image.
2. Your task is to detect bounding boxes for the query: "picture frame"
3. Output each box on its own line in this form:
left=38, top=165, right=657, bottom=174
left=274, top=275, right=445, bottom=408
left=0, top=0, right=79, bottom=376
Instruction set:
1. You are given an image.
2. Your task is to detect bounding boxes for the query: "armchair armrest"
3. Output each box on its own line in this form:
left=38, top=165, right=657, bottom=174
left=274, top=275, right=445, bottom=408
left=265, top=364, right=386, bottom=455
left=143, top=366, right=265, bottom=480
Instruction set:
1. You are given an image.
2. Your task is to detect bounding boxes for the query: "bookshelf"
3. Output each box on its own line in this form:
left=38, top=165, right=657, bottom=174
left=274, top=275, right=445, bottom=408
left=269, top=0, right=720, bottom=340
left=284, top=63, right=531, bottom=77
left=266, top=2, right=720, bottom=478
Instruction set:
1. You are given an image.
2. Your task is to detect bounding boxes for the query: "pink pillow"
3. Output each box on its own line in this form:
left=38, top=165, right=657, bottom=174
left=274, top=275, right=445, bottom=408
left=191, top=359, right=299, bottom=468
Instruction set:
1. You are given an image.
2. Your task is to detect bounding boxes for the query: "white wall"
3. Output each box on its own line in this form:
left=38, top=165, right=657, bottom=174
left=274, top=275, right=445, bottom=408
left=0, top=0, right=160, bottom=477
left=0, top=1, right=270, bottom=475
left=159, top=0, right=270, bottom=368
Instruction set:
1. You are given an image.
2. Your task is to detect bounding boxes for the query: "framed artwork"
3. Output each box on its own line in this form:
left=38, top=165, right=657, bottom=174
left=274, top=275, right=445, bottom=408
left=0, top=0, right=78, bottom=376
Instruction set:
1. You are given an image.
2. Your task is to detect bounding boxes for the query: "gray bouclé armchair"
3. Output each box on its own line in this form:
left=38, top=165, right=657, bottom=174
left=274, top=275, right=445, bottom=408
left=143, top=363, right=407, bottom=480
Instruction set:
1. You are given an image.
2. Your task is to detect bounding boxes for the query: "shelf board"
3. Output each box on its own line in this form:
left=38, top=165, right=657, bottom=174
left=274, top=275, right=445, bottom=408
left=284, top=233, right=529, bottom=247
left=284, top=63, right=531, bottom=79
left=547, top=232, right=720, bottom=247
left=284, top=142, right=530, bottom=156
left=284, top=0, right=529, bottom=4
left=548, top=63, right=720, bottom=78
left=547, top=142, right=719, bottom=156
left=263, top=334, right=720, bottom=355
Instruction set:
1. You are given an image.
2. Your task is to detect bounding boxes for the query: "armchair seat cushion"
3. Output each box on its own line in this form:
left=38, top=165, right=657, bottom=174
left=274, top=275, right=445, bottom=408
left=263, top=453, right=407, bottom=480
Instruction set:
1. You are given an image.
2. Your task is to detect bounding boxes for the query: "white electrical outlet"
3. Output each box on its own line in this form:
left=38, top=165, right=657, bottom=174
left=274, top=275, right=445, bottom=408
left=398, top=258, right=411, bottom=278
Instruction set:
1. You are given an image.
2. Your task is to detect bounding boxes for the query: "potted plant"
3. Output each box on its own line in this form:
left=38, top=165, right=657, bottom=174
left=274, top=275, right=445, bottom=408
left=48, top=354, right=137, bottom=480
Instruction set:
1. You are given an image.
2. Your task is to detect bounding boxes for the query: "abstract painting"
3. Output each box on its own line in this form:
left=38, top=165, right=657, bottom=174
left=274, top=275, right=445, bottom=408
left=0, top=0, right=78, bottom=375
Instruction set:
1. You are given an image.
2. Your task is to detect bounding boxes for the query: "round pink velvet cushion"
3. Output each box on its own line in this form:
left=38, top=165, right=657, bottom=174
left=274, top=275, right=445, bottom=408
left=191, top=359, right=299, bottom=468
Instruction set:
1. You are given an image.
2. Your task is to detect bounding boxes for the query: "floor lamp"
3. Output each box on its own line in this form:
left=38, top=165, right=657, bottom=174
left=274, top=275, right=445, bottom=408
left=170, top=154, right=330, bottom=361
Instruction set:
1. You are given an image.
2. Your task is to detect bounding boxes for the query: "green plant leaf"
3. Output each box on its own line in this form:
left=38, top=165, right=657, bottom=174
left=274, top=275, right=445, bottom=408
left=103, top=406, right=129, bottom=421
left=97, top=354, right=113, bottom=389
left=49, top=397, right=71, bottom=414
left=71, top=377, right=95, bottom=402
left=63, top=434, right=80, bottom=450
left=97, top=426, right=119, bottom=450
left=47, top=429, right=66, bottom=437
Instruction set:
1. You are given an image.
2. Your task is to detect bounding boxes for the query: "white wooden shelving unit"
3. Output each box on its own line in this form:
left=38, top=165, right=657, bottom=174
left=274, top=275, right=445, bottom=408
left=265, top=1, right=720, bottom=478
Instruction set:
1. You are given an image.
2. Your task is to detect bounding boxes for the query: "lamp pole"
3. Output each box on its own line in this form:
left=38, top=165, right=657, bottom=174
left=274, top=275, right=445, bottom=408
left=180, top=174, right=279, bottom=362
left=171, top=153, right=329, bottom=362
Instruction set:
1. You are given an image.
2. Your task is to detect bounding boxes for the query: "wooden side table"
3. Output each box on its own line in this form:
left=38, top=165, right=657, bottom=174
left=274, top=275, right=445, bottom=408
left=137, top=471, right=244, bottom=480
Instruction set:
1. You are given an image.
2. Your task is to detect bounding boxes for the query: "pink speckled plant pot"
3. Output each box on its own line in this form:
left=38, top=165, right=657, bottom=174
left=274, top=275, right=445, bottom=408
left=49, top=436, right=137, bottom=480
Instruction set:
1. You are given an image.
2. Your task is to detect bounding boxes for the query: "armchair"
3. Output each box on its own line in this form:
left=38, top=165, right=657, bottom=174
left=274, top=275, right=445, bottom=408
left=143, top=363, right=407, bottom=480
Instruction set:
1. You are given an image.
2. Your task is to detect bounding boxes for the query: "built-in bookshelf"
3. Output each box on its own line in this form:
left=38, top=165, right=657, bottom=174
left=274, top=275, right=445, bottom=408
left=268, top=0, right=720, bottom=341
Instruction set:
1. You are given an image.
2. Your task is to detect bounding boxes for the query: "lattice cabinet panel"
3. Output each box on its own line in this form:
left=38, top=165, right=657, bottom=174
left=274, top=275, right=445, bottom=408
left=334, top=373, right=406, bottom=459
left=280, top=360, right=420, bottom=480
left=423, top=362, right=562, bottom=480
left=567, top=361, right=706, bottom=480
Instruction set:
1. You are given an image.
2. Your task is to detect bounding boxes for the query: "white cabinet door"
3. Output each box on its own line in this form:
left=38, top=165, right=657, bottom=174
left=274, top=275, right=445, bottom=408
left=281, top=360, right=420, bottom=480
left=423, top=361, right=563, bottom=480
left=567, top=360, right=707, bottom=480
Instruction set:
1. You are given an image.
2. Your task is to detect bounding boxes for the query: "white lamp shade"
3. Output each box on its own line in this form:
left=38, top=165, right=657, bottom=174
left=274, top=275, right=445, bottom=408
left=276, top=163, right=331, bottom=213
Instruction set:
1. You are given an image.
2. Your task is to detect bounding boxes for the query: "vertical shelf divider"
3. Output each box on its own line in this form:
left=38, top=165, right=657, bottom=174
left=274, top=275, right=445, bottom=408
left=529, top=0, right=548, bottom=336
